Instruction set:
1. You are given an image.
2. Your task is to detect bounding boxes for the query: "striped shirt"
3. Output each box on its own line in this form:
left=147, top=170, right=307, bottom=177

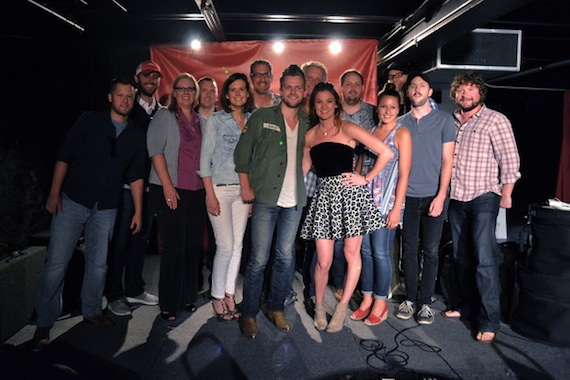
left=450, top=105, right=521, bottom=202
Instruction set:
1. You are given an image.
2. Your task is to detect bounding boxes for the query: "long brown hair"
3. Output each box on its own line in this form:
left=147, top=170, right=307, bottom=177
left=309, top=82, right=343, bottom=127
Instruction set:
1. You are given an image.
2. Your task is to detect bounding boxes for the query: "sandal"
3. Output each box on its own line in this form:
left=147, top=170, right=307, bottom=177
left=160, top=311, right=176, bottom=321
left=224, top=294, right=241, bottom=319
left=212, top=298, right=233, bottom=322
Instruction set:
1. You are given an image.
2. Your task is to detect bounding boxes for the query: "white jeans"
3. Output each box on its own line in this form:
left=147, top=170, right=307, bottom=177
left=208, top=185, right=250, bottom=299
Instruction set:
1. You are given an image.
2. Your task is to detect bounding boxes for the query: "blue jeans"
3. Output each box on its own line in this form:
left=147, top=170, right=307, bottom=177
left=449, top=192, right=501, bottom=332
left=360, top=223, right=396, bottom=299
left=35, top=193, right=117, bottom=328
left=106, top=189, right=154, bottom=301
left=401, top=196, right=446, bottom=307
left=241, top=200, right=303, bottom=317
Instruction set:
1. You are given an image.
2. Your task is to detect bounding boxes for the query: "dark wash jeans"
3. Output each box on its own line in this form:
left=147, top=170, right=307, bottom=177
left=240, top=200, right=303, bottom=318
left=106, top=189, right=154, bottom=302
left=449, top=192, right=501, bottom=333
left=401, top=195, right=446, bottom=307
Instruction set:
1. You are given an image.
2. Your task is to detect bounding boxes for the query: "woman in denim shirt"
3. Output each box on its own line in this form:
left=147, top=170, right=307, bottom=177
left=199, top=73, right=254, bottom=321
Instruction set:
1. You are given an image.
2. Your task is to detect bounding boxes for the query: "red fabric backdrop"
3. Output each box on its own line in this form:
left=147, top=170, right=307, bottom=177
left=150, top=39, right=378, bottom=105
left=555, top=90, right=570, bottom=202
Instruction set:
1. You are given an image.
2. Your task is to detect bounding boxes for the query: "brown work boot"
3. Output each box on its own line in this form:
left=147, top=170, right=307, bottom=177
left=32, top=327, right=50, bottom=351
left=334, top=288, right=344, bottom=302
left=84, top=314, right=114, bottom=328
left=267, top=311, right=290, bottom=331
left=240, top=317, right=258, bottom=339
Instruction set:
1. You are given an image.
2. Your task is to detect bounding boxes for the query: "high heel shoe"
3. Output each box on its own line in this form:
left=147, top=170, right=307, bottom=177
left=364, top=303, right=389, bottom=326
left=314, top=302, right=327, bottom=331
left=350, top=304, right=372, bottom=321
left=326, top=303, right=347, bottom=333
left=212, top=298, right=233, bottom=322
left=224, top=294, right=241, bottom=319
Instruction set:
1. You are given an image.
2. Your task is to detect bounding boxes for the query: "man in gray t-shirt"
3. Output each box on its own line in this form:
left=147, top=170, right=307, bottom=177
left=395, top=73, right=456, bottom=325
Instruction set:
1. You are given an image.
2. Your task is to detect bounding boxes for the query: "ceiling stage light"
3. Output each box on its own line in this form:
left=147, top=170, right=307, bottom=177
left=329, top=40, right=342, bottom=55
left=273, top=41, right=285, bottom=54
left=191, top=39, right=202, bottom=50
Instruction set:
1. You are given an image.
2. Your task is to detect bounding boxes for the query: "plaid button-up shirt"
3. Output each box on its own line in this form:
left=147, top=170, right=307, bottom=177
left=451, top=105, right=521, bottom=202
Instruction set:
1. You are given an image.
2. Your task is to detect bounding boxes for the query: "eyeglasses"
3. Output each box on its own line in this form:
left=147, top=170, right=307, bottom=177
left=251, top=72, right=271, bottom=79
left=174, top=87, right=196, bottom=92
left=387, top=72, right=405, bottom=81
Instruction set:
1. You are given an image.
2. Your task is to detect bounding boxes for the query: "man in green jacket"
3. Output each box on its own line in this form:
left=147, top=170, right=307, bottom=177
left=235, top=64, right=310, bottom=339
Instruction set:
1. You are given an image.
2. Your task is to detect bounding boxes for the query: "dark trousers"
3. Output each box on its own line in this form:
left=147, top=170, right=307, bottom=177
left=106, top=189, right=153, bottom=302
left=401, top=195, right=446, bottom=307
left=449, top=193, right=501, bottom=333
left=150, top=185, right=206, bottom=313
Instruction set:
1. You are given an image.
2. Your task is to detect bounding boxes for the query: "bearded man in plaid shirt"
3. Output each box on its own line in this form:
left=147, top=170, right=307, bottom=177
left=445, top=72, right=521, bottom=343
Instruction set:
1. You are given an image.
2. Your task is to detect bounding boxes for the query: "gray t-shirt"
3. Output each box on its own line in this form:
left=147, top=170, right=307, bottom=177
left=398, top=109, right=456, bottom=198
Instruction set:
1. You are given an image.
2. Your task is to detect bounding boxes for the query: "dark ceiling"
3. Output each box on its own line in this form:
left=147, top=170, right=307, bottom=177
left=6, top=0, right=570, bottom=89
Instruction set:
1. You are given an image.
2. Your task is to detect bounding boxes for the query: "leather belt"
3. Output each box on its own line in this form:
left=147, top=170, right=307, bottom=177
left=216, top=183, right=239, bottom=187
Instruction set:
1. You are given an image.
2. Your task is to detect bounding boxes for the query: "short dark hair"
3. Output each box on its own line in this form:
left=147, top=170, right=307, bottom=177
left=449, top=71, right=487, bottom=102
left=198, top=76, right=217, bottom=88
left=219, top=72, right=254, bottom=113
left=340, top=69, right=364, bottom=86
left=109, top=76, right=135, bottom=93
left=279, top=64, right=305, bottom=88
left=250, top=59, right=272, bottom=76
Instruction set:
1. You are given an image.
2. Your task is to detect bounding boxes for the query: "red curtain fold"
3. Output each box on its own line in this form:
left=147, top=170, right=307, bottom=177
left=555, top=90, right=570, bottom=202
left=150, top=39, right=378, bottom=105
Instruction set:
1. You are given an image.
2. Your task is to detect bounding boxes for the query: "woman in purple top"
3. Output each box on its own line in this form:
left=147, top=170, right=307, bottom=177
left=147, top=73, right=206, bottom=321
left=351, top=87, right=412, bottom=325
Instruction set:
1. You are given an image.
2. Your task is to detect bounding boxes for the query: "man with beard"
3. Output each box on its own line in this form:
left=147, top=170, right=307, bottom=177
left=383, top=61, right=438, bottom=115
left=106, top=61, right=162, bottom=317
left=444, top=72, right=520, bottom=343
left=396, top=72, right=455, bottom=325
left=33, top=77, right=146, bottom=349
left=250, top=60, right=281, bottom=109
left=235, top=64, right=310, bottom=339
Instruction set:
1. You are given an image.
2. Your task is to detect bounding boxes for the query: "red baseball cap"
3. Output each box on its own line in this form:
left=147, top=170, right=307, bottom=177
left=135, top=60, right=163, bottom=77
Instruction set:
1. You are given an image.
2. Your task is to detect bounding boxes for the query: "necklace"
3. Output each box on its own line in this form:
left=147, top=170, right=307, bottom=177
left=319, top=123, right=333, bottom=136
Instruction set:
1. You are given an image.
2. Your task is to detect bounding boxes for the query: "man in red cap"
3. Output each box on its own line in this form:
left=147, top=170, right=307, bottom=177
left=105, top=60, right=162, bottom=316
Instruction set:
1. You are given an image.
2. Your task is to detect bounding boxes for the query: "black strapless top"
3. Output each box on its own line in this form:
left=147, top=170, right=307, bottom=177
left=310, top=142, right=354, bottom=177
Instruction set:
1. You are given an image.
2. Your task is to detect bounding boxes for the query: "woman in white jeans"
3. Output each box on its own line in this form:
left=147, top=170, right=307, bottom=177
left=199, top=73, right=254, bottom=321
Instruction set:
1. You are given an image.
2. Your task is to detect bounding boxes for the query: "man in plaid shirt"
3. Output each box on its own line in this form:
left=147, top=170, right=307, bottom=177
left=444, top=72, right=521, bottom=343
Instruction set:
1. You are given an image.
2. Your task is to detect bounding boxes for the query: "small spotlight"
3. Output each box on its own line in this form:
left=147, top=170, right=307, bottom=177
left=273, top=41, right=285, bottom=54
left=329, top=40, right=342, bottom=55
left=191, top=39, right=202, bottom=50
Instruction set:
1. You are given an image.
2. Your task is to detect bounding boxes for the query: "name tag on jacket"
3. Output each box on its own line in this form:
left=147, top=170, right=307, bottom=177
left=263, top=123, right=281, bottom=132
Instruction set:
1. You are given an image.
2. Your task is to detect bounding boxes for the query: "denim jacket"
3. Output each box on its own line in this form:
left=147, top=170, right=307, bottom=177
left=199, top=110, right=251, bottom=185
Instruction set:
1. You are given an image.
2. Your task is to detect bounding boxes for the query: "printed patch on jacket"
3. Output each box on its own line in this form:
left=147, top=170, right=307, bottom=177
left=262, top=123, right=281, bottom=132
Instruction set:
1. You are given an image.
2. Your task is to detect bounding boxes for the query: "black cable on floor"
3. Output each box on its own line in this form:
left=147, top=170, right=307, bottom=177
left=359, top=320, right=463, bottom=380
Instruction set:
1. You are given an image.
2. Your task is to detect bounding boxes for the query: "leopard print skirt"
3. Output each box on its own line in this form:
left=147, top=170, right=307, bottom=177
left=300, top=175, right=385, bottom=240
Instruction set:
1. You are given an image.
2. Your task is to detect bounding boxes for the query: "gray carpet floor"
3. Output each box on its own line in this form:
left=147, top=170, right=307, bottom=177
left=2, top=255, right=570, bottom=380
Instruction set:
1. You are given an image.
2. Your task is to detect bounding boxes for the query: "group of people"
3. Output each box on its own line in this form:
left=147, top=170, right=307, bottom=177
left=32, top=55, right=520, bottom=350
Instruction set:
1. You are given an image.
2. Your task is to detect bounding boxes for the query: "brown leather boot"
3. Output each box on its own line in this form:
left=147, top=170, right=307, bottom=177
left=314, top=302, right=327, bottom=331
left=240, top=317, right=258, bottom=339
left=326, top=302, right=347, bottom=333
left=267, top=311, right=290, bottom=331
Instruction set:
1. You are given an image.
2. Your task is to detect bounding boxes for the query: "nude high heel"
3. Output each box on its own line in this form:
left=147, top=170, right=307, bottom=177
left=314, top=302, right=327, bottom=331
left=326, top=303, right=347, bottom=333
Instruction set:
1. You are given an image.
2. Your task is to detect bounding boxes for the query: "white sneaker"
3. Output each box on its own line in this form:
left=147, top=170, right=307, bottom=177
left=125, top=292, right=159, bottom=306
left=108, top=299, right=132, bottom=316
